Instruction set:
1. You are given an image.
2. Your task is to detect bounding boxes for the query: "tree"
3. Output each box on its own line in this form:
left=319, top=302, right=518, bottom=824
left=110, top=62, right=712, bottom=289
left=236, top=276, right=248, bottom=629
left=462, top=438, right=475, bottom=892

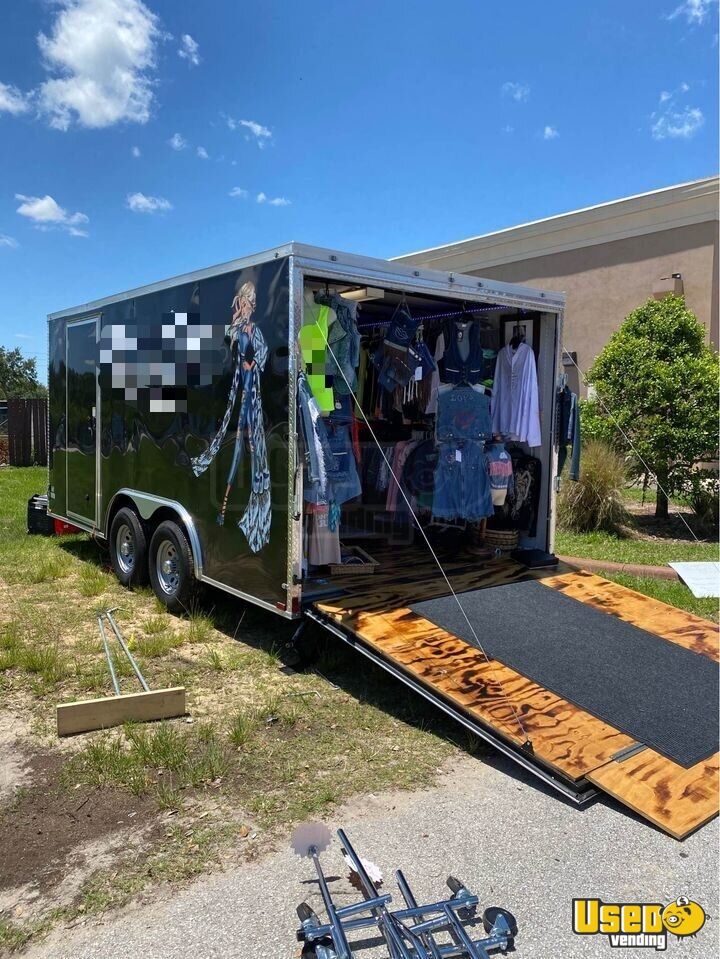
left=588, top=296, right=718, bottom=519
left=0, top=346, right=46, bottom=400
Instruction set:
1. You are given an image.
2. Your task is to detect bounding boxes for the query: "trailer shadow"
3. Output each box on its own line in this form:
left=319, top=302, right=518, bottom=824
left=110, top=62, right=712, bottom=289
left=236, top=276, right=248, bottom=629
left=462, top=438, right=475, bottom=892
left=200, top=584, right=598, bottom=815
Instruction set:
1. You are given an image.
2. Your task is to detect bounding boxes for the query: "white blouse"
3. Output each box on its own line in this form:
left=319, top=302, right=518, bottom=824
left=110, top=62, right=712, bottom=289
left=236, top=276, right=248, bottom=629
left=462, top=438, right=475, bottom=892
left=491, top=342, right=541, bottom=447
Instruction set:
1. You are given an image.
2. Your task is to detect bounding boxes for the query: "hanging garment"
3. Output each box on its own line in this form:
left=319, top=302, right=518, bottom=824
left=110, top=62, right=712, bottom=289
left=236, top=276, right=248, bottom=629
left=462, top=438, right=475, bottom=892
left=372, top=304, right=422, bottom=392
left=300, top=295, right=335, bottom=412
left=491, top=342, right=542, bottom=447
left=486, top=441, right=514, bottom=506
left=496, top=452, right=541, bottom=535
left=315, top=291, right=361, bottom=396
left=437, top=319, right=487, bottom=385
left=386, top=439, right=419, bottom=514
left=298, top=371, right=336, bottom=505
left=436, top=384, right=493, bottom=442
left=191, top=320, right=271, bottom=553
left=432, top=440, right=494, bottom=523
left=307, top=503, right=342, bottom=565
left=402, top=439, right=438, bottom=512
left=555, top=385, right=582, bottom=481
left=325, top=405, right=362, bottom=506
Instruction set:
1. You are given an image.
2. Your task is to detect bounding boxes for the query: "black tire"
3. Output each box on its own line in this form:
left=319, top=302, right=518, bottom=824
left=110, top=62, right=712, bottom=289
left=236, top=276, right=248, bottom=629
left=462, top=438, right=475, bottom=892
left=109, top=507, right=149, bottom=588
left=148, top=520, right=197, bottom=613
left=482, top=906, right=518, bottom=939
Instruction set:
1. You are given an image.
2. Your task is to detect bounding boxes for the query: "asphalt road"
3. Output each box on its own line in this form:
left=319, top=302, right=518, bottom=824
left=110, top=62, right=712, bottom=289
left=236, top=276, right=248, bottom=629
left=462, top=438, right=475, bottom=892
left=31, top=751, right=718, bottom=959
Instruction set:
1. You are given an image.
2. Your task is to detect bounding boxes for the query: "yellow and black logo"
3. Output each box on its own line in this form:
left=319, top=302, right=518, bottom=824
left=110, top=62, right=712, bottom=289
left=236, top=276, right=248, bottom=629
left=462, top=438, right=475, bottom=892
left=573, top=896, right=706, bottom=951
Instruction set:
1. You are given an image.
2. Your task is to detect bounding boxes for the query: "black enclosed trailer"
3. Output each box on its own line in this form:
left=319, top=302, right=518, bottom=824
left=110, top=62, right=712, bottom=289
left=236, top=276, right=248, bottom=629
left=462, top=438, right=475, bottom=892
left=48, top=243, right=565, bottom=618
left=47, top=243, right=719, bottom=837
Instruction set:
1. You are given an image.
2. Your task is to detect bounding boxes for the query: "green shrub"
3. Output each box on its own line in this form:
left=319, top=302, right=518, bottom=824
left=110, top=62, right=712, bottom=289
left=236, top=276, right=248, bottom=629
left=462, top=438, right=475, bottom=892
left=558, top=439, right=630, bottom=534
left=678, top=468, right=719, bottom=535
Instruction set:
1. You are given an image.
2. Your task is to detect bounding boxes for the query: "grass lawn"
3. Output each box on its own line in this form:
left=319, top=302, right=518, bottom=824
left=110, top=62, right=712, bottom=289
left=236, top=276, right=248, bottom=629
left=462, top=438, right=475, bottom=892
left=0, top=467, right=456, bottom=951
left=555, top=486, right=718, bottom=621
left=555, top=529, right=718, bottom=567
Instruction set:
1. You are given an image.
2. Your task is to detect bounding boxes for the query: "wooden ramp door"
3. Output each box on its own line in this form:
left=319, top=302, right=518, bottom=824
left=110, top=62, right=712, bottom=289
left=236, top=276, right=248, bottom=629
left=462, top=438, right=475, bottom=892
left=307, top=553, right=718, bottom=839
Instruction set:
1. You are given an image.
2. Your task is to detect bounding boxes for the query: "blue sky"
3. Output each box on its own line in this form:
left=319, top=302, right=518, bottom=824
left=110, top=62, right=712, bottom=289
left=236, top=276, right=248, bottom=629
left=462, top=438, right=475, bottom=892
left=0, top=0, right=717, bottom=374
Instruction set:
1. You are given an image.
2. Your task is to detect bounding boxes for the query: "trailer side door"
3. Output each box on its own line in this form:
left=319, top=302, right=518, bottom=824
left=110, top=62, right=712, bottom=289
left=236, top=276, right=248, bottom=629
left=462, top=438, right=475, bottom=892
left=65, top=316, right=99, bottom=525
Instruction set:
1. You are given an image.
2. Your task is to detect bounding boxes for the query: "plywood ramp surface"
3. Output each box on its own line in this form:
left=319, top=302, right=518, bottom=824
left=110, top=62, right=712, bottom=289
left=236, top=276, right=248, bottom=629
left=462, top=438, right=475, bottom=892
left=541, top=569, right=719, bottom=661
left=314, top=555, right=718, bottom=839
left=587, top=751, right=720, bottom=840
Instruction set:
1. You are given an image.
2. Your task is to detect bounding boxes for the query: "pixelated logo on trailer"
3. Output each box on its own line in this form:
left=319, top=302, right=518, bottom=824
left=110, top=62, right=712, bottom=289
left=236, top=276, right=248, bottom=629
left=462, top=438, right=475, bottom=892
left=99, top=312, right=217, bottom=412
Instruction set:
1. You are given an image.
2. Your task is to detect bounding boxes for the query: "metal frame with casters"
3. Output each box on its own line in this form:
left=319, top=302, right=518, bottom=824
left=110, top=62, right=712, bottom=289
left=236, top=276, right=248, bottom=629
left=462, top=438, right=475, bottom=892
left=294, top=825, right=519, bottom=959
left=303, top=607, right=598, bottom=807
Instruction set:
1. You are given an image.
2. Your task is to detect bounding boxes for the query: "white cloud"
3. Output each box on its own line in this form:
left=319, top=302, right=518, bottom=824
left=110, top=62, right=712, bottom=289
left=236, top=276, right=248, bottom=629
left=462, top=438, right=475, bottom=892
left=666, top=0, right=718, bottom=23
left=226, top=116, right=273, bottom=147
left=0, top=81, right=30, bottom=115
left=168, top=132, right=187, bottom=151
left=126, top=192, right=172, bottom=213
left=651, top=84, right=705, bottom=139
left=652, top=105, right=704, bottom=138
left=196, top=145, right=208, bottom=159
left=501, top=81, right=530, bottom=102
left=542, top=125, right=559, bottom=140
left=15, top=333, right=33, bottom=339
left=0, top=234, right=19, bottom=249
left=131, top=145, right=141, bottom=157
left=256, top=192, right=290, bottom=207
left=178, top=33, right=200, bottom=66
left=501, top=124, right=514, bottom=134
left=15, top=193, right=89, bottom=235
left=229, top=187, right=248, bottom=198
left=36, top=0, right=161, bottom=131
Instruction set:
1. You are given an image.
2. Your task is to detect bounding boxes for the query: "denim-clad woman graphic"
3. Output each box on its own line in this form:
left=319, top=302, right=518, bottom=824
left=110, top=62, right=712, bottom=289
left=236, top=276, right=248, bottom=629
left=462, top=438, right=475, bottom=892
left=191, top=280, right=271, bottom=552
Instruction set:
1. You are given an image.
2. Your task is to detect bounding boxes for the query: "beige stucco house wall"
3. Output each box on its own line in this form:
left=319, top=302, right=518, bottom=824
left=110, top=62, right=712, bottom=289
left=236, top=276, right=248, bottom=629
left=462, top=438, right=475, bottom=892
left=394, top=177, right=718, bottom=394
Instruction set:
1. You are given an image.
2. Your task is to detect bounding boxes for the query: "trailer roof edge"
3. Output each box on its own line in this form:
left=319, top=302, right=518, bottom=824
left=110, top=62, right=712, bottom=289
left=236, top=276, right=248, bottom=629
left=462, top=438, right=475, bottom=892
left=47, top=242, right=565, bottom=320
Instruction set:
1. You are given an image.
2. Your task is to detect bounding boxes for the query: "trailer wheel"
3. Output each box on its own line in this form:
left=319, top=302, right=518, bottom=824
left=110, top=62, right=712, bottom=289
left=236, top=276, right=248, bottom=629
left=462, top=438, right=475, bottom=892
left=109, top=507, right=149, bottom=588
left=148, top=520, right=197, bottom=613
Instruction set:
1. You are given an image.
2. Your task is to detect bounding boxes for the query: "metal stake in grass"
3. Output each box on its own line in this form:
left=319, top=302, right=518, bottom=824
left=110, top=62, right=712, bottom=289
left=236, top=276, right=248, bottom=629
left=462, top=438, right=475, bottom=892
left=98, top=615, right=120, bottom=695
left=105, top=607, right=150, bottom=692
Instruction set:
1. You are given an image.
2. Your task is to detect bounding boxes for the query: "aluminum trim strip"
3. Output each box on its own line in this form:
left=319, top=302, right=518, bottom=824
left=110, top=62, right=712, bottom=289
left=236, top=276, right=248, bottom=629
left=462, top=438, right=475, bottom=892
left=201, top=575, right=295, bottom=619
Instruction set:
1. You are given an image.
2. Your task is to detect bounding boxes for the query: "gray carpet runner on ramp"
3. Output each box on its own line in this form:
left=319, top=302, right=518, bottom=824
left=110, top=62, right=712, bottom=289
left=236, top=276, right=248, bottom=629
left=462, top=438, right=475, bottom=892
left=410, top=580, right=719, bottom=768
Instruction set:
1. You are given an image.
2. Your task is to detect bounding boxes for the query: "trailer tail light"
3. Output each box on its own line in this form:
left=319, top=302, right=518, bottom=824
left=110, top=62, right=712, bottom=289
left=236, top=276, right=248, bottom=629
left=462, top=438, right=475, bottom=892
left=276, top=600, right=287, bottom=612
left=54, top=519, right=80, bottom=536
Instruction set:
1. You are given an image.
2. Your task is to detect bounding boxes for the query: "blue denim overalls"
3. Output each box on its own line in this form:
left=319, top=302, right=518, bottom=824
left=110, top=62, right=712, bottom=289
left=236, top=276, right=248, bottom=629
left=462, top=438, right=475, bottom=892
left=432, top=386, right=494, bottom=522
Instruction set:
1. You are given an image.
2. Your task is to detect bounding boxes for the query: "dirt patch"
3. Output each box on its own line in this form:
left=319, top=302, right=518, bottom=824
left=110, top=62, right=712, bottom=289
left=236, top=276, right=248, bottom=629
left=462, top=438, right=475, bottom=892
left=0, top=749, right=159, bottom=915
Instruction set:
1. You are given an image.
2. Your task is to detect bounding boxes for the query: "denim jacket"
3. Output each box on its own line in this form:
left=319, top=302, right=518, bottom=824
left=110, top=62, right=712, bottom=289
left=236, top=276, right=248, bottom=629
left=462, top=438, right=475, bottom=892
left=436, top=385, right=493, bottom=442
left=298, top=371, right=336, bottom=504
left=315, top=292, right=360, bottom=396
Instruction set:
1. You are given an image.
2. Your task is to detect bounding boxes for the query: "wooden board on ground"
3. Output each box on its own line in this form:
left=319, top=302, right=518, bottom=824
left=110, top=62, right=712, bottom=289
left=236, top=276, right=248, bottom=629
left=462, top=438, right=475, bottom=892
left=311, top=547, right=719, bottom=839
left=57, top=687, right=186, bottom=736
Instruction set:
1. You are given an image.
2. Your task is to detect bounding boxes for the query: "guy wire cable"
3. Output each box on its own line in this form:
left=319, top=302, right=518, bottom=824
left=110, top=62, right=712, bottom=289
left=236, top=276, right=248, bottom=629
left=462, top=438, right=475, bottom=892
left=562, top=348, right=719, bottom=572
left=308, top=307, right=533, bottom=748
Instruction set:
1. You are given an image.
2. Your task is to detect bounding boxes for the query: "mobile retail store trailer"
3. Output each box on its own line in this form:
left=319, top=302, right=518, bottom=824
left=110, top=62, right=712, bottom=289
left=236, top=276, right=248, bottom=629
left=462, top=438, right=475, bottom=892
left=47, top=244, right=718, bottom=839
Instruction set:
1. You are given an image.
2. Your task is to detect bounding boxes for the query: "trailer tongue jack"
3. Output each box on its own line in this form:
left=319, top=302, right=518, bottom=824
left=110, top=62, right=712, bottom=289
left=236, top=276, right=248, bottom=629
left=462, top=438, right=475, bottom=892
left=292, top=824, right=517, bottom=958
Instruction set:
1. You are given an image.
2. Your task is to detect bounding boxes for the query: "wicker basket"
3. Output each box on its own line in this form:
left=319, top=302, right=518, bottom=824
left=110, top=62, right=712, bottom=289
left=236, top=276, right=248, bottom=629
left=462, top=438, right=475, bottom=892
left=329, top=545, right=378, bottom=576
left=483, top=528, right=519, bottom=551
